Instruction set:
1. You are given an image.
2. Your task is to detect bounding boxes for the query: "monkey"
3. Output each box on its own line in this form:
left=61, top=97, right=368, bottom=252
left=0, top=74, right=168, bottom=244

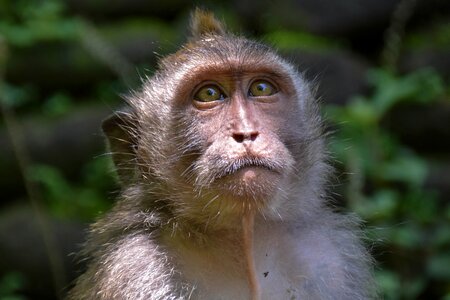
left=67, top=9, right=376, bottom=300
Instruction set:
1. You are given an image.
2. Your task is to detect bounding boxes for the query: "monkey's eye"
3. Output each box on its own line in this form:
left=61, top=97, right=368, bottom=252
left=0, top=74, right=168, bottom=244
left=194, top=85, right=226, bottom=102
left=249, top=80, right=277, bottom=97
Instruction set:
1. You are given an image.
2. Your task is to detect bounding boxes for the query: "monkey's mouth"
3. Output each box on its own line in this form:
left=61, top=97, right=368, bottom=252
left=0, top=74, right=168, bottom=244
left=216, top=157, right=281, bottom=179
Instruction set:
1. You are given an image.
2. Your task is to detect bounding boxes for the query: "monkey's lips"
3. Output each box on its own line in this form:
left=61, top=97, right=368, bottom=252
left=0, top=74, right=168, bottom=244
left=215, top=157, right=282, bottom=180
left=208, top=156, right=285, bottom=200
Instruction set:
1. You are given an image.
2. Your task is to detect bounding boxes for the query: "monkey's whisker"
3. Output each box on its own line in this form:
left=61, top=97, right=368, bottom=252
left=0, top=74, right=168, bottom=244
left=201, top=194, right=220, bottom=212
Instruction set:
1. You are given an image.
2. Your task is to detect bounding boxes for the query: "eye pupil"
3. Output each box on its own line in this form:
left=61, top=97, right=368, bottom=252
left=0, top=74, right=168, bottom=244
left=249, top=80, right=276, bottom=97
left=194, top=85, right=225, bottom=102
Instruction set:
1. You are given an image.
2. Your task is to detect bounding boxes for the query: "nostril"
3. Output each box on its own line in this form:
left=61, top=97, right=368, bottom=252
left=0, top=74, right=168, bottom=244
left=232, top=131, right=259, bottom=143
left=232, top=133, right=245, bottom=143
left=250, top=132, right=259, bottom=141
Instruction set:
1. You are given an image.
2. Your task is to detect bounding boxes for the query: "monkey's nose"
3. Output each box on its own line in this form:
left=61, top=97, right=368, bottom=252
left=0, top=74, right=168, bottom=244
left=232, top=131, right=259, bottom=143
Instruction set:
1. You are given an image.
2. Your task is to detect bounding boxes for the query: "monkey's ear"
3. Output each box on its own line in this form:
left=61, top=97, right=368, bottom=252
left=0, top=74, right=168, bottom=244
left=189, top=8, right=226, bottom=40
left=102, top=111, right=137, bottom=185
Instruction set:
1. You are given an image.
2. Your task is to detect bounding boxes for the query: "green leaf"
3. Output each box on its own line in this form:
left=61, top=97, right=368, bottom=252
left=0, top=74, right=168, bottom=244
left=368, top=68, right=444, bottom=116
left=0, top=82, right=35, bottom=108
left=353, top=190, right=399, bottom=220
left=428, top=254, right=450, bottom=279
left=265, top=30, right=339, bottom=51
left=375, top=270, right=401, bottom=300
left=42, top=92, right=73, bottom=117
left=0, top=272, right=26, bottom=299
left=390, top=225, right=423, bottom=248
left=378, top=154, right=427, bottom=186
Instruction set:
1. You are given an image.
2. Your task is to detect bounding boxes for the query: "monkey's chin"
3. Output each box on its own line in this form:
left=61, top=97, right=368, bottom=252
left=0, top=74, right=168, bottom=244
left=215, top=166, right=282, bottom=205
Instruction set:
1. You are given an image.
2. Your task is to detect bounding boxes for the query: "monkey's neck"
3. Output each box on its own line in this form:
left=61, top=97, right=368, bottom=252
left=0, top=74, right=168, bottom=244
left=164, top=211, right=262, bottom=299
left=241, top=212, right=260, bottom=300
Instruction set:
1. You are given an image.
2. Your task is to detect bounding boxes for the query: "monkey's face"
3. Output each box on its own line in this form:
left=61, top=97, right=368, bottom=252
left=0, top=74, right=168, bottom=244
left=167, top=54, right=302, bottom=213
left=105, top=34, right=323, bottom=221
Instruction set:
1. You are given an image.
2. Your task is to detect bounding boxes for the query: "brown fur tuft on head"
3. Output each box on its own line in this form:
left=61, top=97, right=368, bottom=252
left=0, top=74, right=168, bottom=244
left=189, top=8, right=225, bottom=40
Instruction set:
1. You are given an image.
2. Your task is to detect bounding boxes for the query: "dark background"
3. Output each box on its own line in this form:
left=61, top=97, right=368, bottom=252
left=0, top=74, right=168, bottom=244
left=0, top=0, right=449, bottom=299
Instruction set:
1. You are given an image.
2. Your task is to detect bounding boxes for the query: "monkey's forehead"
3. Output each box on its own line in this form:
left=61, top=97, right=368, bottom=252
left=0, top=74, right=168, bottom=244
left=160, top=35, right=290, bottom=73
left=154, top=35, right=299, bottom=90
left=131, top=34, right=310, bottom=112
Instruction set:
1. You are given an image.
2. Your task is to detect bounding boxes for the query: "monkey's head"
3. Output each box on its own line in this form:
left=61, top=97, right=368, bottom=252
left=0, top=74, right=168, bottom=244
left=103, top=10, right=327, bottom=225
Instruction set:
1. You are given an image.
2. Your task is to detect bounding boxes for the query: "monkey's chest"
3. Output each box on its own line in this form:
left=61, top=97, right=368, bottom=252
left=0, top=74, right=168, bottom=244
left=167, top=238, right=303, bottom=300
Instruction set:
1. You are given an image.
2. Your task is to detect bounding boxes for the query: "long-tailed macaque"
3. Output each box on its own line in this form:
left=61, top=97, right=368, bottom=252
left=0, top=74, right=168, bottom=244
left=68, top=9, right=376, bottom=300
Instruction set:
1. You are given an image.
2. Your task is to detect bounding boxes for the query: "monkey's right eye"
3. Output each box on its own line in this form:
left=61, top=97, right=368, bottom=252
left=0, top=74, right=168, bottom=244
left=194, top=85, right=226, bottom=102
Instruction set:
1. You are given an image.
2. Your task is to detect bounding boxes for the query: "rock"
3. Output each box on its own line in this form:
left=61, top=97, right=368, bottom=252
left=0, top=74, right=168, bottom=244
left=234, top=0, right=398, bottom=37
left=411, top=0, right=450, bottom=28
left=425, top=161, right=450, bottom=201
left=6, top=41, right=115, bottom=95
left=6, top=22, right=169, bottom=94
left=383, top=103, right=450, bottom=154
left=0, top=205, right=87, bottom=299
left=284, top=49, right=370, bottom=105
left=64, top=0, right=190, bottom=20
left=401, top=49, right=450, bottom=82
left=0, top=106, right=112, bottom=199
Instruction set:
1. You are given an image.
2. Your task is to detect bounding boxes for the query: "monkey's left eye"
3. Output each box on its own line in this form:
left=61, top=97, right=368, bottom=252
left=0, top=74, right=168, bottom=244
left=248, top=80, right=277, bottom=97
left=194, top=85, right=226, bottom=102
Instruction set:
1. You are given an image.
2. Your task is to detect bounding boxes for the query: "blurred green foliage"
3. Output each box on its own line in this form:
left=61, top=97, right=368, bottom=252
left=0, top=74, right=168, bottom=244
left=0, top=272, right=26, bottom=300
left=327, top=68, right=449, bottom=299
left=0, top=82, right=33, bottom=109
left=405, top=22, right=450, bottom=50
left=28, top=157, right=116, bottom=220
left=0, top=0, right=79, bottom=47
left=265, top=30, right=341, bottom=51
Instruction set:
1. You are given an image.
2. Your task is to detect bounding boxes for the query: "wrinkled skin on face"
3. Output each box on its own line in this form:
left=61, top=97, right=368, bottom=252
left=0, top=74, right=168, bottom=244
left=122, top=36, right=325, bottom=224
left=174, top=64, right=297, bottom=206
